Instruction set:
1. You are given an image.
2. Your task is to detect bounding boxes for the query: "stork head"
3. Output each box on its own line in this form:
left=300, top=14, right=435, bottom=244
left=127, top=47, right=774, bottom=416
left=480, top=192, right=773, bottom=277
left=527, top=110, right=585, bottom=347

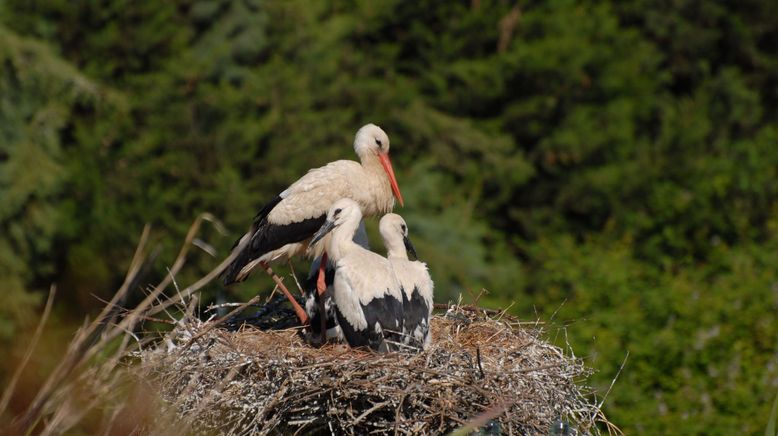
left=310, top=198, right=363, bottom=246
left=354, top=123, right=391, bottom=155
left=379, top=213, right=417, bottom=261
left=354, top=123, right=404, bottom=207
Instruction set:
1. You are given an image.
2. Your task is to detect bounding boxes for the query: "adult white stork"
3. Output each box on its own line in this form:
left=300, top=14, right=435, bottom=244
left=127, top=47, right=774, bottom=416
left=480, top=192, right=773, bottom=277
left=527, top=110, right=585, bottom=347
left=380, top=213, right=434, bottom=350
left=221, top=124, right=404, bottom=323
left=311, top=199, right=432, bottom=352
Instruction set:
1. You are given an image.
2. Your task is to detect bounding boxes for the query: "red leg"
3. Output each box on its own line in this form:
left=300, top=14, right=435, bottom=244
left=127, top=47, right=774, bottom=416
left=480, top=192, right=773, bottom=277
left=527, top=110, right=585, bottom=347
left=261, top=262, right=310, bottom=326
left=317, top=253, right=328, bottom=296
left=316, top=253, right=329, bottom=342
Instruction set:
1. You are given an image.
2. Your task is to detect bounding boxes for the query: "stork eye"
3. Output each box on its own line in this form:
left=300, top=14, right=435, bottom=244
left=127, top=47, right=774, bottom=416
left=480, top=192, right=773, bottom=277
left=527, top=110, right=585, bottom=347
left=334, top=208, right=342, bottom=215
left=375, top=138, right=382, bottom=147
left=401, top=224, right=406, bottom=232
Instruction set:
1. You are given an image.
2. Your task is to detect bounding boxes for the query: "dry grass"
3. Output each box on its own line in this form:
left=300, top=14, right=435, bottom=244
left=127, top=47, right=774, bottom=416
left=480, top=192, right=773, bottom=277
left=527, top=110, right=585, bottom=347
left=0, top=214, right=235, bottom=435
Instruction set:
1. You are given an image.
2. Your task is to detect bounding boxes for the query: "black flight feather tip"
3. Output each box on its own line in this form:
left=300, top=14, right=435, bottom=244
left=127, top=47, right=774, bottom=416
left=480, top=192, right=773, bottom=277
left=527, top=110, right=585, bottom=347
left=335, top=292, right=404, bottom=353
left=222, top=195, right=326, bottom=285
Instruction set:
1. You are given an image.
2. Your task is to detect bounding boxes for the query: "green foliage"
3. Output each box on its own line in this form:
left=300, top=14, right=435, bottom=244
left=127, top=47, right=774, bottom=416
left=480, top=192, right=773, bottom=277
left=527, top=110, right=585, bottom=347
left=0, top=25, right=101, bottom=340
left=522, top=230, right=778, bottom=433
left=1, top=1, right=777, bottom=433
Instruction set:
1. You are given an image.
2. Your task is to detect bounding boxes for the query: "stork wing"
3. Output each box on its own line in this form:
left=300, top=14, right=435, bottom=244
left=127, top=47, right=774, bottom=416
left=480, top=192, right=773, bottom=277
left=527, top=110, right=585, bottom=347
left=409, top=261, right=434, bottom=309
left=267, top=160, right=361, bottom=225
left=335, top=253, right=404, bottom=352
left=222, top=160, right=361, bottom=285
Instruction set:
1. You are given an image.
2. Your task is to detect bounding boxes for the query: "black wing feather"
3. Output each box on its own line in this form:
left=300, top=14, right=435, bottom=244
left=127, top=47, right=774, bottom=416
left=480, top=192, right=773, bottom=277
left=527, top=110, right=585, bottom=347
left=335, top=292, right=404, bottom=352
left=222, top=195, right=325, bottom=285
left=401, top=286, right=431, bottom=350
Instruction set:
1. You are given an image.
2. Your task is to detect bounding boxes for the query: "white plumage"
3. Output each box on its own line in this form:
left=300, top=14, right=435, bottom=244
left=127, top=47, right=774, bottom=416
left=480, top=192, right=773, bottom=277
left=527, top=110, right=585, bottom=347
left=311, top=199, right=433, bottom=352
left=303, top=220, right=370, bottom=342
left=380, top=214, right=434, bottom=349
left=222, top=124, right=403, bottom=285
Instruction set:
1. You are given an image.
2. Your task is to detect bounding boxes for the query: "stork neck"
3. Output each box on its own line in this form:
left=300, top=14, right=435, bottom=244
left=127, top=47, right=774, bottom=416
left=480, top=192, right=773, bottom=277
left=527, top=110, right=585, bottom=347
left=384, top=238, right=407, bottom=260
left=360, top=152, right=384, bottom=173
left=327, top=221, right=361, bottom=262
left=357, top=153, right=395, bottom=215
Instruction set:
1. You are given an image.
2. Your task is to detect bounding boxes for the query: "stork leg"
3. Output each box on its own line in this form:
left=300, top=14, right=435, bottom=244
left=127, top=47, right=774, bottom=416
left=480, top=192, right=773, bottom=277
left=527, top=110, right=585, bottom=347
left=317, top=253, right=328, bottom=296
left=261, top=262, right=309, bottom=326
left=317, top=252, right=328, bottom=342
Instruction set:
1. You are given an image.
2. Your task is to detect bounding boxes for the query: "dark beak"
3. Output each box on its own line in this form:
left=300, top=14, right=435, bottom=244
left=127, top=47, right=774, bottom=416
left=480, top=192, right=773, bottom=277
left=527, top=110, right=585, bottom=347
left=310, top=220, right=336, bottom=246
left=403, top=235, right=418, bottom=261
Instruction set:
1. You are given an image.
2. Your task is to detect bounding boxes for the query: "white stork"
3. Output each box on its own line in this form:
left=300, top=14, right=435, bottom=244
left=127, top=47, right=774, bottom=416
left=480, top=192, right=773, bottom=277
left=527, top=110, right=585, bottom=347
left=221, top=124, right=404, bottom=323
left=303, top=220, right=369, bottom=342
left=310, top=199, right=431, bottom=352
left=380, top=213, right=434, bottom=350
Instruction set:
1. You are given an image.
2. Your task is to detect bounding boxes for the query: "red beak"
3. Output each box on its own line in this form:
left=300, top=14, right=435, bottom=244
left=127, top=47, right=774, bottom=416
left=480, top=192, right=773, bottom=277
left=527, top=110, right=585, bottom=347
left=378, top=153, right=404, bottom=207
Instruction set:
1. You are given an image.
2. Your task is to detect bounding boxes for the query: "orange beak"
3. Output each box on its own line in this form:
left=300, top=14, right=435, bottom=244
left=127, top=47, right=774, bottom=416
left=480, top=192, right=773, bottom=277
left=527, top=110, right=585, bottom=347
left=378, top=153, right=404, bottom=207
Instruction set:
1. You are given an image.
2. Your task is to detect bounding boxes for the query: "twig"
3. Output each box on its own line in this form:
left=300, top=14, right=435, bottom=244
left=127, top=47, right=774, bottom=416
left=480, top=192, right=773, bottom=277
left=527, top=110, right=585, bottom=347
left=450, top=399, right=513, bottom=436
left=475, top=346, right=485, bottom=379
left=549, top=299, right=567, bottom=321
left=184, top=294, right=263, bottom=349
left=472, top=288, right=489, bottom=306
left=495, top=302, right=515, bottom=322
left=597, top=351, right=629, bottom=410
left=206, top=302, right=261, bottom=312
left=142, top=213, right=241, bottom=319
left=351, top=401, right=392, bottom=426
left=287, top=260, right=305, bottom=297
left=432, top=303, right=521, bottom=320
left=394, top=385, right=413, bottom=435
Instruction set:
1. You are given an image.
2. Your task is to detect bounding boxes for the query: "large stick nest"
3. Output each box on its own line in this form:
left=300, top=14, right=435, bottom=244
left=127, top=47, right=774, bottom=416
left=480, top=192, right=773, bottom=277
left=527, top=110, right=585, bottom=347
left=136, top=305, right=612, bottom=435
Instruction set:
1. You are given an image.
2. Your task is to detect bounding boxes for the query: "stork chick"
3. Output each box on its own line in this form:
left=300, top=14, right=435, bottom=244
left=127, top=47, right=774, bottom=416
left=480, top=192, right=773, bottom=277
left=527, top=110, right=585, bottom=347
left=310, top=199, right=406, bottom=352
left=303, top=220, right=370, bottom=343
left=380, top=213, right=434, bottom=350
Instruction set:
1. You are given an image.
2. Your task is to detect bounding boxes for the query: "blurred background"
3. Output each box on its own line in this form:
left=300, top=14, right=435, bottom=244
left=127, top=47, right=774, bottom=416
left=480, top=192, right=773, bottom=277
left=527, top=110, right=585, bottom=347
left=1, top=0, right=776, bottom=433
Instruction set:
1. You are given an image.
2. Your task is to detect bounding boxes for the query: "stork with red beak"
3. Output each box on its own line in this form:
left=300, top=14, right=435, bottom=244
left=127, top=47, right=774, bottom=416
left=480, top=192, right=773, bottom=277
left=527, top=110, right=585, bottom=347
left=221, top=124, right=404, bottom=324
